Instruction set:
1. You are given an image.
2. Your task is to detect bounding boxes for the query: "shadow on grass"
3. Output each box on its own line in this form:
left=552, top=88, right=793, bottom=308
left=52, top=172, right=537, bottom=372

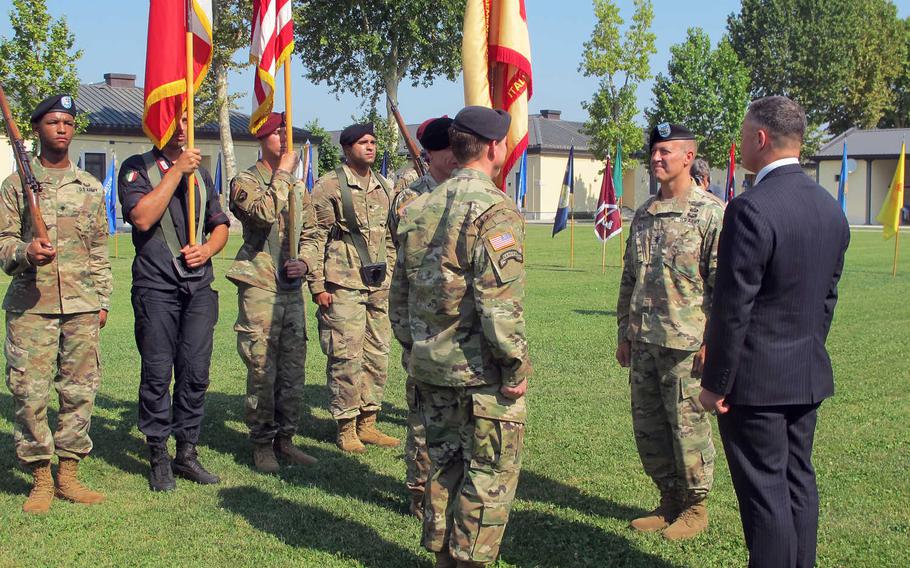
left=202, top=390, right=411, bottom=516
left=504, top=509, right=683, bottom=568
left=573, top=309, right=617, bottom=317
left=0, top=392, right=147, bottom=488
left=219, top=485, right=429, bottom=567
left=518, top=470, right=648, bottom=522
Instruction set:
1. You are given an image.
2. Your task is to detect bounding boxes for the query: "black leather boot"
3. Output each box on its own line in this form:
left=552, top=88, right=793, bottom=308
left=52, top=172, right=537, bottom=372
left=172, top=442, right=220, bottom=485
left=148, top=444, right=176, bottom=492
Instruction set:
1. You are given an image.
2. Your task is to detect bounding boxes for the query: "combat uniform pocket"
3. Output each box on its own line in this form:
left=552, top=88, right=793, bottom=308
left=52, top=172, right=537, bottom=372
left=5, top=336, right=29, bottom=397
left=470, top=392, right=527, bottom=472
left=317, top=308, right=356, bottom=360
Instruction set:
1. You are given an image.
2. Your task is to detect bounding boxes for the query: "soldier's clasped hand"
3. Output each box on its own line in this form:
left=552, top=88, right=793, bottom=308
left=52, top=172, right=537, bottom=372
left=284, top=259, right=307, bottom=279
left=181, top=243, right=212, bottom=268
left=26, top=237, right=56, bottom=266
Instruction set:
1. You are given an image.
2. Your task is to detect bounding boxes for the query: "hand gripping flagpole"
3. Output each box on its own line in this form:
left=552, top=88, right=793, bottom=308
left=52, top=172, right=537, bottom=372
left=185, top=0, right=197, bottom=246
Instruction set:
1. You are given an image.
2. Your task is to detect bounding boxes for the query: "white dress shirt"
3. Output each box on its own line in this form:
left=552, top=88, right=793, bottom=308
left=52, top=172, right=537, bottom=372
left=754, top=157, right=800, bottom=186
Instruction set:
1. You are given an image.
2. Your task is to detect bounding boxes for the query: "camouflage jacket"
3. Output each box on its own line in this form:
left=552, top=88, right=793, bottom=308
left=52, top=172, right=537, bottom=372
left=0, top=157, right=112, bottom=314
left=390, top=173, right=439, bottom=244
left=390, top=167, right=532, bottom=388
left=617, top=184, right=724, bottom=351
left=302, top=165, right=394, bottom=294
left=226, top=163, right=317, bottom=292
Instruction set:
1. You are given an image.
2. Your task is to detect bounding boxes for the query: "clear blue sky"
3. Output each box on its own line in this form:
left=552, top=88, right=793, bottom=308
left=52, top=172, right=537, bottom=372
left=2, top=1, right=909, bottom=130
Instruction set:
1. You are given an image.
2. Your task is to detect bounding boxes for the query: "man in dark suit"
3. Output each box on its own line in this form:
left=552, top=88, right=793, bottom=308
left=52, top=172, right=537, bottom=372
left=698, top=96, right=849, bottom=568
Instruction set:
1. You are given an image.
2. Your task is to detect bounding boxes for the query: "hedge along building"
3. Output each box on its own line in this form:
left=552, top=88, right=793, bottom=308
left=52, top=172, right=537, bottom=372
left=0, top=73, right=318, bottom=227
left=811, top=127, right=910, bottom=225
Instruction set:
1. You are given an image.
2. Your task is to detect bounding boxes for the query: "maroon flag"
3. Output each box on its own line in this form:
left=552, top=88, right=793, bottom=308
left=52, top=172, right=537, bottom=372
left=595, top=157, right=622, bottom=242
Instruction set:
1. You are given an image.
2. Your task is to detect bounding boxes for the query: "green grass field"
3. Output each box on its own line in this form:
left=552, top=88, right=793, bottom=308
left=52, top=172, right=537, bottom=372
left=0, top=226, right=907, bottom=567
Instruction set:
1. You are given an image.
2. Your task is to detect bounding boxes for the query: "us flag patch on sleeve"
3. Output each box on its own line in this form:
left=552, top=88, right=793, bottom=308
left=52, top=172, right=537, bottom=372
left=488, top=231, right=516, bottom=251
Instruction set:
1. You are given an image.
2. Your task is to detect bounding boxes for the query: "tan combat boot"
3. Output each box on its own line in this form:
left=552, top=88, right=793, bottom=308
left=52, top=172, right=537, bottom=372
left=336, top=418, right=366, bottom=454
left=253, top=442, right=280, bottom=473
left=23, top=460, right=54, bottom=514
left=663, top=499, right=708, bottom=540
left=55, top=458, right=105, bottom=505
left=274, top=436, right=318, bottom=466
left=356, top=411, right=400, bottom=447
left=630, top=492, right=680, bottom=532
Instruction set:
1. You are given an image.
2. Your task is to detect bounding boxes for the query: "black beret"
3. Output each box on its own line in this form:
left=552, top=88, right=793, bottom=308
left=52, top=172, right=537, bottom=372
left=649, top=122, right=695, bottom=150
left=452, top=106, right=511, bottom=142
left=340, top=122, right=375, bottom=146
left=418, top=117, right=453, bottom=151
left=30, top=94, right=77, bottom=123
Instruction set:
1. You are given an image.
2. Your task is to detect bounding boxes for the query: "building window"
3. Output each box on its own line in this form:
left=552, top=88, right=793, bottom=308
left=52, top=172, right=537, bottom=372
left=83, top=152, right=106, bottom=182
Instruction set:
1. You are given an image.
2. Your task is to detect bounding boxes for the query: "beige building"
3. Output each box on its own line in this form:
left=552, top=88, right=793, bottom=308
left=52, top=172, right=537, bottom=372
left=811, top=127, right=910, bottom=225
left=1, top=73, right=318, bottom=226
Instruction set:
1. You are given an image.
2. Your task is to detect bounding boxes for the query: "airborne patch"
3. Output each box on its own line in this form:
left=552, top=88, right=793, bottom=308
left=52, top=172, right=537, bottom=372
left=488, top=231, right=516, bottom=251
left=498, top=249, right=523, bottom=268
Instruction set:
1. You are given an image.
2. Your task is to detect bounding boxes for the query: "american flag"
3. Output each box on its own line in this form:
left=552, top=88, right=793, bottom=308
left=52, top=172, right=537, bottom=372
left=489, top=232, right=516, bottom=251
left=249, top=0, right=294, bottom=135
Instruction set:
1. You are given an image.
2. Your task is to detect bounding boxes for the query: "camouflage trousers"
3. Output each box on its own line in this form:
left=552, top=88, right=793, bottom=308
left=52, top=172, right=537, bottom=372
left=4, top=311, right=101, bottom=464
left=405, top=375, right=430, bottom=497
left=235, top=285, right=307, bottom=444
left=418, top=382, right=526, bottom=565
left=630, top=341, right=715, bottom=499
left=317, top=285, right=390, bottom=420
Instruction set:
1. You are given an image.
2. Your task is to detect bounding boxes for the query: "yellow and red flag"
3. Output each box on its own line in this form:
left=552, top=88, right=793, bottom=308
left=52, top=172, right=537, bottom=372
left=249, top=0, right=294, bottom=134
left=876, top=142, right=906, bottom=240
left=142, top=0, right=213, bottom=148
left=462, top=0, right=533, bottom=189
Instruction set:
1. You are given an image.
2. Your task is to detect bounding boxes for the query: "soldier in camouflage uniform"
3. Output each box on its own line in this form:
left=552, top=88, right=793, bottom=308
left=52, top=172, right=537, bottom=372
left=391, top=106, right=531, bottom=568
left=0, top=95, right=112, bottom=513
left=616, top=123, right=724, bottom=540
left=227, top=113, right=318, bottom=473
left=389, top=116, right=458, bottom=518
left=301, top=123, right=399, bottom=453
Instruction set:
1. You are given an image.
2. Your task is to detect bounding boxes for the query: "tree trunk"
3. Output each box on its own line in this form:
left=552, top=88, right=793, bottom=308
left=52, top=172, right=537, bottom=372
left=216, top=65, right=237, bottom=186
left=384, top=73, right=400, bottom=151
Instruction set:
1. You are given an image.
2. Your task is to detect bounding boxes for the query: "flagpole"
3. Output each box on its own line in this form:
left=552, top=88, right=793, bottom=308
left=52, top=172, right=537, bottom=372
left=284, top=59, right=298, bottom=260
left=569, top=193, right=575, bottom=268
left=618, top=196, right=624, bottom=269
left=893, top=222, right=901, bottom=277
left=185, top=1, right=197, bottom=246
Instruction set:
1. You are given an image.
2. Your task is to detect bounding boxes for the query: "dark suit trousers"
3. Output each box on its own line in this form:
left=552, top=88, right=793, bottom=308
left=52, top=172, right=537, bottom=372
left=718, top=404, right=821, bottom=568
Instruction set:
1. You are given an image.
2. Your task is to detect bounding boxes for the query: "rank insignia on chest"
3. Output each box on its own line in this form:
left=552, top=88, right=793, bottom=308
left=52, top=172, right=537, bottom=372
left=488, top=231, right=516, bottom=251
left=125, top=171, right=138, bottom=183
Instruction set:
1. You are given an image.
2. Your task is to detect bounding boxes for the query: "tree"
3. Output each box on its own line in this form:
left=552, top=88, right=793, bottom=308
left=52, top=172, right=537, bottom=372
left=304, top=118, right=340, bottom=175
left=879, top=17, right=910, bottom=129
left=579, top=0, right=656, bottom=171
left=0, top=0, right=82, bottom=144
left=294, top=0, right=464, bottom=143
left=196, top=0, right=251, bottom=183
left=646, top=28, right=751, bottom=167
left=728, top=0, right=906, bottom=139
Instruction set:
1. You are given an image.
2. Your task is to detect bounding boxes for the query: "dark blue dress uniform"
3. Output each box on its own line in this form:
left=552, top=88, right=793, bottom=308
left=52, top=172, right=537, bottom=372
left=118, top=147, right=229, bottom=489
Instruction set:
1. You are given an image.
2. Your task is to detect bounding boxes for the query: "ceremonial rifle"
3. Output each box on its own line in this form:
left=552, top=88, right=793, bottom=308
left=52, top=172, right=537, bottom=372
left=389, top=101, right=428, bottom=178
left=0, top=83, right=50, bottom=241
